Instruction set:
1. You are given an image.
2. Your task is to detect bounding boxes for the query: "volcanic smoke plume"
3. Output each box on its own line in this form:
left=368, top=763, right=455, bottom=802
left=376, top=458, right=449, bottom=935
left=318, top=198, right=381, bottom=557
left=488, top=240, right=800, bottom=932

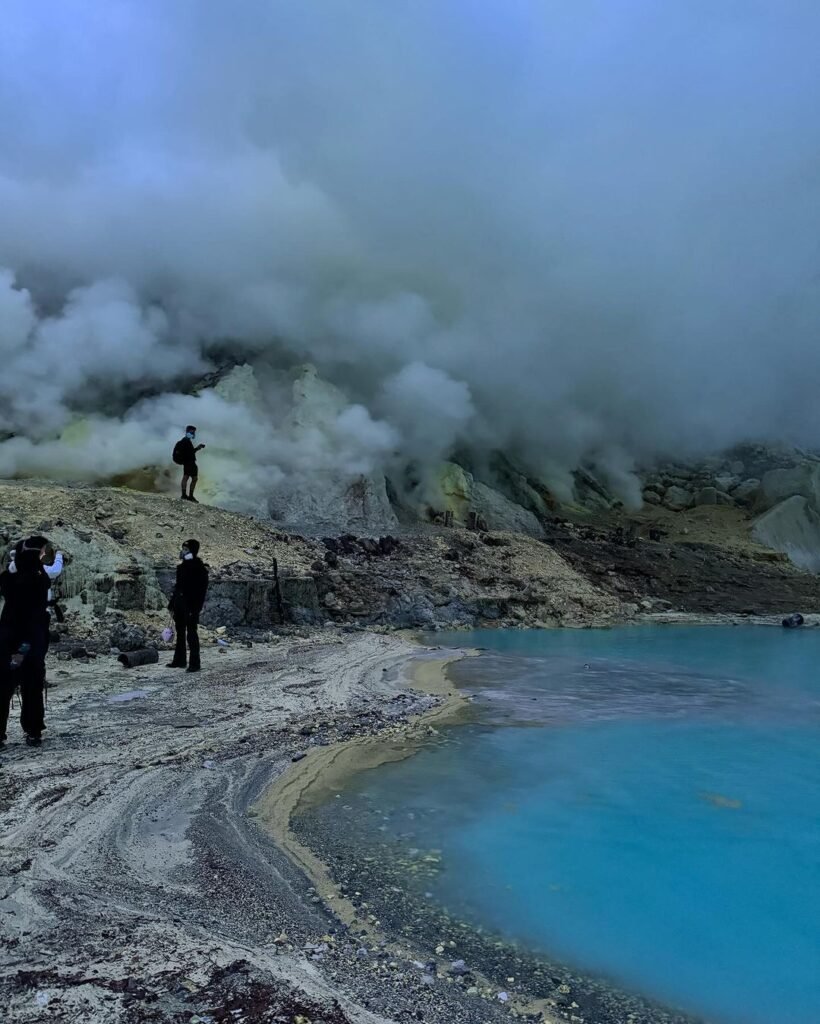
left=1, top=1, right=818, bottom=507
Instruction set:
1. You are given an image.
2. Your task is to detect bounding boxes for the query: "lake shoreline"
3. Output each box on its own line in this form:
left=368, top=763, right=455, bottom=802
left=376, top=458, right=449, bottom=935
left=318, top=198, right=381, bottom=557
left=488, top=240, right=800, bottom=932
left=263, top=635, right=704, bottom=1024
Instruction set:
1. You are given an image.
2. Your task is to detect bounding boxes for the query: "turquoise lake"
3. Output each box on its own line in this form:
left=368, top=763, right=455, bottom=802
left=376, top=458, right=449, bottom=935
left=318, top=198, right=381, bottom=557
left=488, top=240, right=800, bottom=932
left=331, top=627, right=820, bottom=1024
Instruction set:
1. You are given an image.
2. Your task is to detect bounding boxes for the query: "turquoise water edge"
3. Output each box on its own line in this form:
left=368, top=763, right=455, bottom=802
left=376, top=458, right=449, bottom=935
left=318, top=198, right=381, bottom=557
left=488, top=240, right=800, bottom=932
left=327, top=627, right=820, bottom=1024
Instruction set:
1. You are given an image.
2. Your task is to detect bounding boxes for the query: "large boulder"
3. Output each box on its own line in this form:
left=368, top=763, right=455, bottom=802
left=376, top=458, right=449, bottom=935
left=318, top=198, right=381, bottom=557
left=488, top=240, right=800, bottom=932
left=472, top=482, right=544, bottom=536
left=693, top=487, right=734, bottom=507
left=714, top=474, right=740, bottom=493
left=663, top=485, right=693, bottom=511
left=756, top=463, right=820, bottom=513
left=752, top=496, right=820, bottom=572
left=731, top=478, right=761, bottom=505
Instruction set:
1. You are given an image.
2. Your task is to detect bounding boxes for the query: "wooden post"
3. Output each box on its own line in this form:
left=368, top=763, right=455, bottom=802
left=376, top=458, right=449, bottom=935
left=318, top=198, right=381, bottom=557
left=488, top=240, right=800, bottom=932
left=272, top=557, right=285, bottom=623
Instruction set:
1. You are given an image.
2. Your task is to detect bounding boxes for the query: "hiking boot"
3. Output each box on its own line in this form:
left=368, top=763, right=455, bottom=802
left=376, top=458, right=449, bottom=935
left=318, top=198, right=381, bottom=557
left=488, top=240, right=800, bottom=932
left=167, top=661, right=187, bottom=668
left=187, top=496, right=199, bottom=504
left=186, top=665, right=201, bottom=673
left=180, top=494, right=190, bottom=501
left=25, top=734, right=42, bottom=747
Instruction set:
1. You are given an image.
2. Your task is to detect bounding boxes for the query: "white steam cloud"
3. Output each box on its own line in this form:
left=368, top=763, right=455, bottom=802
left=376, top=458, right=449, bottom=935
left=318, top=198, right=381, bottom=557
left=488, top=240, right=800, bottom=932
left=1, top=0, right=819, bottom=513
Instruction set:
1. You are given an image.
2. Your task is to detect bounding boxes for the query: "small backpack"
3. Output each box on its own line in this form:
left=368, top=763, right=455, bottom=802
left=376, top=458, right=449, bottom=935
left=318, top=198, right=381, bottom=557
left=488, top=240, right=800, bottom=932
left=172, top=440, right=187, bottom=465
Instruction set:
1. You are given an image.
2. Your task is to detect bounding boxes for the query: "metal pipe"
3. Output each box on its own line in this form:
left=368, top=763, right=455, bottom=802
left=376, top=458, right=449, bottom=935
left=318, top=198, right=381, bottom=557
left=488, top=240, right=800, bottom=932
left=117, top=648, right=159, bottom=668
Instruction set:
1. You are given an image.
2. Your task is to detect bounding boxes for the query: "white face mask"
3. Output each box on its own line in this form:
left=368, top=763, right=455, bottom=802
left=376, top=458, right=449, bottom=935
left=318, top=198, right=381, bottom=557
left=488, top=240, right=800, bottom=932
left=181, top=550, right=194, bottom=560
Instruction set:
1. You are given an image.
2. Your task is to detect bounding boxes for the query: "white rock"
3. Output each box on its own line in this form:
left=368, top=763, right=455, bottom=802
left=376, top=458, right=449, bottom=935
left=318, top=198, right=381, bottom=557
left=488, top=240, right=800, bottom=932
left=752, top=496, right=820, bottom=571
left=268, top=367, right=398, bottom=534
left=757, top=463, right=820, bottom=512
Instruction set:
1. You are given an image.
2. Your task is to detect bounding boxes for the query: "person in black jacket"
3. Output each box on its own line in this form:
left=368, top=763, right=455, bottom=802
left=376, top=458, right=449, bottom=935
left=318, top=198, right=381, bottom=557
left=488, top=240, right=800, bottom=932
left=173, top=425, right=206, bottom=503
left=0, top=536, right=50, bottom=747
left=168, top=539, right=209, bottom=673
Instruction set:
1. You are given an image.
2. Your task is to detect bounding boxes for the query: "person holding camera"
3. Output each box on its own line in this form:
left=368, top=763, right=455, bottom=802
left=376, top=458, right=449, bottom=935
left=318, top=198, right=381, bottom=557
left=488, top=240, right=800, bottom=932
left=0, top=536, right=50, bottom=747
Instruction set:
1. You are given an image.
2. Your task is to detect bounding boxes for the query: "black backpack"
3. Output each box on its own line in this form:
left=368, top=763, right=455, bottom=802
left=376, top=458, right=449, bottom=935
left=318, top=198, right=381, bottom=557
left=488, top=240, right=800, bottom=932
left=172, top=440, right=187, bottom=465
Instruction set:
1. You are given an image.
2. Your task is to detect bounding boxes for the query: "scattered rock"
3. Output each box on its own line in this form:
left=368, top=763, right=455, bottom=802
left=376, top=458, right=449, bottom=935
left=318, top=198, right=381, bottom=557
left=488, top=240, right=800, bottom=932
left=732, top=478, right=761, bottom=504
left=694, top=487, right=734, bottom=507
left=109, top=621, right=146, bottom=652
left=663, top=486, right=692, bottom=511
left=753, top=496, right=820, bottom=572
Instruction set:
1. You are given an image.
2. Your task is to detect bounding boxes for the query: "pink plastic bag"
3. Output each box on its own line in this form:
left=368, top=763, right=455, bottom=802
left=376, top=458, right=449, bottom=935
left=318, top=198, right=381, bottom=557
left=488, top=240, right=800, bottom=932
left=161, top=626, right=174, bottom=643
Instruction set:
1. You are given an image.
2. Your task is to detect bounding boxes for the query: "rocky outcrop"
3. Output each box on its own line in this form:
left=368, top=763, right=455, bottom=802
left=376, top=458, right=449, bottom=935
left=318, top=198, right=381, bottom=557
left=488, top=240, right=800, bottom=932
left=267, top=366, right=398, bottom=535
left=0, top=484, right=324, bottom=631
left=752, top=496, right=820, bottom=572
left=309, top=530, right=621, bottom=628
left=663, top=485, right=694, bottom=510
left=433, top=462, right=544, bottom=537
left=269, top=474, right=397, bottom=536
left=472, top=481, right=545, bottom=535
left=756, top=463, right=820, bottom=513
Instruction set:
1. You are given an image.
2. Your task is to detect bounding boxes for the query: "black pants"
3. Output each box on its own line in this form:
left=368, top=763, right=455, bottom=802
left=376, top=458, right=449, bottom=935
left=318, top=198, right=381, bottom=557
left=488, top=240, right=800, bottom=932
left=0, top=625, right=47, bottom=740
left=172, top=611, right=200, bottom=669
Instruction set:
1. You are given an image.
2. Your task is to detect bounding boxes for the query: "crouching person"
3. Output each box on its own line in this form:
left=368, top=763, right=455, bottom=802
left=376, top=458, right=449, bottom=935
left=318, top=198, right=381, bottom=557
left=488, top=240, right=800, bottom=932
left=168, top=539, right=209, bottom=673
left=0, top=537, right=50, bottom=747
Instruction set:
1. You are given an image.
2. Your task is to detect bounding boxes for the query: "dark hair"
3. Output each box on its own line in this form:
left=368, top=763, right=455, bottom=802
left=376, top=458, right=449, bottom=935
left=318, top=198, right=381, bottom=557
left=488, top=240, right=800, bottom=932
left=14, top=539, right=47, bottom=573
left=183, top=538, right=200, bottom=557
left=185, top=425, right=197, bottom=433
left=19, top=535, right=49, bottom=552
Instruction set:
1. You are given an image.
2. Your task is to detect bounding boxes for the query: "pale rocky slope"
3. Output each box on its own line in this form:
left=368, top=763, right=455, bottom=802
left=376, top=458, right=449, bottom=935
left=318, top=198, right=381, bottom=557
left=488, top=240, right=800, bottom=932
left=0, top=480, right=625, bottom=647
left=2, top=463, right=819, bottom=656
left=50, top=361, right=820, bottom=578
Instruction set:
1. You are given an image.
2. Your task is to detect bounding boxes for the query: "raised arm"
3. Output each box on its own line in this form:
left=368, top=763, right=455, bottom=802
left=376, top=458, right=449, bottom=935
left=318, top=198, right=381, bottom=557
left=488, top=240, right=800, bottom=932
left=43, top=551, right=64, bottom=579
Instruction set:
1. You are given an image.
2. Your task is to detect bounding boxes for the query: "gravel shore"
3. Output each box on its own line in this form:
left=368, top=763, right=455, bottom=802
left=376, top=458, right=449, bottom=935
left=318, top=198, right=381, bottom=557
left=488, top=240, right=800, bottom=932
left=0, top=629, right=535, bottom=1023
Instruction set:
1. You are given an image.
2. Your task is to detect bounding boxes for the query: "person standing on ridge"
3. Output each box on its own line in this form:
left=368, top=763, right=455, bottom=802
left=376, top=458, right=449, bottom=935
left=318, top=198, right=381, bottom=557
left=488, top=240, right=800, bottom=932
left=0, top=536, right=51, bottom=747
left=167, top=539, right=209, bottom=673
left=172, top=425, right=205, bottom=503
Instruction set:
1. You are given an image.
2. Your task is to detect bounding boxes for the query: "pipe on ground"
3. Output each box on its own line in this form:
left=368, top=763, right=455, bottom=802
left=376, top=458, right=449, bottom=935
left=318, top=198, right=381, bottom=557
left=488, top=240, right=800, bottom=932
left=117, top=648, right=159, bottom=668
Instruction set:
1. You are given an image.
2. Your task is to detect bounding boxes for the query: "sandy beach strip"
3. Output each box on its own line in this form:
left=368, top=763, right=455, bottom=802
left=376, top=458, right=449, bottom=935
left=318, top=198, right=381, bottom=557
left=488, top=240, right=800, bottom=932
left=252, top=648, right=472, bottom=933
